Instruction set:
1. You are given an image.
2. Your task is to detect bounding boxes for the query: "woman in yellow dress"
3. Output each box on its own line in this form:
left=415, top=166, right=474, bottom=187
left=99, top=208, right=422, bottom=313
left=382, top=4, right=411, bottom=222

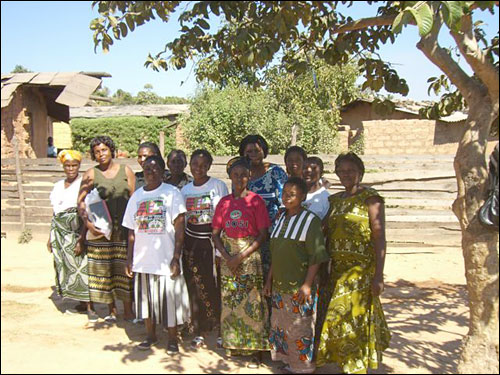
left=317, top=152, right=391, bottom=374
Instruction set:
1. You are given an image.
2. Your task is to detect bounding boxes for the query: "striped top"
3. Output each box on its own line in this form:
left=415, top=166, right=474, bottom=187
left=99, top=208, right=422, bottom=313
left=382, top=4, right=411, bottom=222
left=270, top=209, right=329, bottom=294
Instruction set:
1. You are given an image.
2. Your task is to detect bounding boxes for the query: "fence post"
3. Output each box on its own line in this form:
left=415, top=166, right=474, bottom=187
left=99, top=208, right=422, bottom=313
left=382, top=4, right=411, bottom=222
left=12, top=134, right=26, bottom=231
left=159, top=131, right=165, bottom=158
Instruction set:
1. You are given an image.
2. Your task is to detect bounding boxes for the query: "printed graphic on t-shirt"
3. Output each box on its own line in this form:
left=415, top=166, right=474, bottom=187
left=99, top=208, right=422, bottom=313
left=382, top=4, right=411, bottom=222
left=185, top=193, right=213, bottom=225
left=135, top=199, right=166, bottom=234
left=225, top=209, right=249, bottom=229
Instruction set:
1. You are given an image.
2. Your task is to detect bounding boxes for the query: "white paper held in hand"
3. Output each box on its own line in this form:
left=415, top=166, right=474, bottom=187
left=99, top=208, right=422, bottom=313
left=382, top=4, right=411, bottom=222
left=85, top=188, right=112, bottom=240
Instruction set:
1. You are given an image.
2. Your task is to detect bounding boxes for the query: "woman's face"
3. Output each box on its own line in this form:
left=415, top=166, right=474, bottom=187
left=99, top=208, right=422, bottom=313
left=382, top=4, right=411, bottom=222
left=137, top=147, right=156, bottom=169
left=230, top=165, right=249, bottom=191
left=63, top=160, right=80, bottom=180
left=93, top=143, right=112, bottom=165
left=168, top=152, right=187, bottom=176
left=189, top=154, right=210, bottom=181
left=282, top=184, right=306, bottom=212
left=244, top=143, right=265, bottom=166
left=303, top=162, right=321, bottom=187
left=143, top=159, right=164, bottom=187
left=285, top=152, right=305, bottom=178
left=336, top=160, right=362, bottom=190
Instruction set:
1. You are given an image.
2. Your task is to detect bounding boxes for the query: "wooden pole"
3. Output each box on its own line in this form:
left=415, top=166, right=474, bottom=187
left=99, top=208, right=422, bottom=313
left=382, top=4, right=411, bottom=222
left=159, top=131, right=165, bottom=158
left=12, top=134, right=26, bottom=232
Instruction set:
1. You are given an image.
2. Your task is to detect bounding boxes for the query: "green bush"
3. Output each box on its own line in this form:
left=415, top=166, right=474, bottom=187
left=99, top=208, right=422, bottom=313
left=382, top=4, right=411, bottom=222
left=70, top=116, right=175, bottom=157
left=180, top=85, right=290, bottom=155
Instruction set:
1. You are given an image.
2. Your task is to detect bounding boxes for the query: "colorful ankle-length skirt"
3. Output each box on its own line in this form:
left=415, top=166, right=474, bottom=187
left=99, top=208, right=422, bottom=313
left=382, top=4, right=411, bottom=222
left=85, top=229, right=133, bottom=304
left=270, top=290, right=318, bottom=373
left=220, top=234, right=270, bottom=353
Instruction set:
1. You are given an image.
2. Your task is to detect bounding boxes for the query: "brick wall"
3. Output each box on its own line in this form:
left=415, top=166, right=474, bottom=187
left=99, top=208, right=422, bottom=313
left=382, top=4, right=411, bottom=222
left=360, top=119, right=497, bottom=155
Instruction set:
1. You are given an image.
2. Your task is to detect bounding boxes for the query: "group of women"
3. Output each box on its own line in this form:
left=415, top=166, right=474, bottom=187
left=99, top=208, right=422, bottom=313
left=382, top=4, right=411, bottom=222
left=48, top=134, right=390, bottom=374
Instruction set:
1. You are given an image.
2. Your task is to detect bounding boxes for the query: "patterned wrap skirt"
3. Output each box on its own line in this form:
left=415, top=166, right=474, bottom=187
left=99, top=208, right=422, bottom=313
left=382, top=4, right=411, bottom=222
left=134, top=272, right=191, bottom=328
left=316, top=260, right=391, bottom=374
left=50, top=207, right=90, bottom=302
left=220, top=234, right=270, bottom=353
left=182, top=224, right=221, bottom=334
left=270, top=289, right=318, bottom=373
left=85, top=227, right=133, bottom=304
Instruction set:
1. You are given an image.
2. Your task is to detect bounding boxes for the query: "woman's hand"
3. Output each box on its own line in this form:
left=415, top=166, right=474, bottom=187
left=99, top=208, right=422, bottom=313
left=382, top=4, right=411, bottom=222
left=74, top=239, right=84, bottom=256
left=125, top=261, right=134, bottom=279
left=226, top=253, right=243, bottom=275
left=297, top=284, right=312, bottom=305
left=371, top=274, right=384, bottom=297
left=86, top=220, right=104, bottom=236
left=170, top=258, right=181, bottom=279
left=46, top=238, right=52, bottom=253
left=263, top=280, right=272, bottom=297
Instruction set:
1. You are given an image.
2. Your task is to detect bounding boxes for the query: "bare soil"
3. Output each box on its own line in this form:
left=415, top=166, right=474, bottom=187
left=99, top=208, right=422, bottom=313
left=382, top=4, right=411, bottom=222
left=1, top=238, right=467, bottom=374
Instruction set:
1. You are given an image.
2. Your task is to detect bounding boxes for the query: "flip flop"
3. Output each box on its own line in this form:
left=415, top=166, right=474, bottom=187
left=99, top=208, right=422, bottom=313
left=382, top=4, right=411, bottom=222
left=137, top=338, right=158, bottom=350
left=103, top=314, right=117, bottom=324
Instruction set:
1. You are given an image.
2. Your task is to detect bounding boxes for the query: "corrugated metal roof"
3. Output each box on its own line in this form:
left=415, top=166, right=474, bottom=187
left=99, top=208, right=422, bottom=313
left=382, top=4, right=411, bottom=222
left=70, top=104, right=190, bottom=119
left=0, top=72, right=109, bottom=111
left=341, top=98, right=468, bottom=123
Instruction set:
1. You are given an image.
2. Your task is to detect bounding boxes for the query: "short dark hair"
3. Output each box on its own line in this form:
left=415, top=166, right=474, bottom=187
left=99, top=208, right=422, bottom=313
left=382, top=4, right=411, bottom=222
left=239, top=134, right=269, bottom=158
left=167, top=149, right=188, bottom=166
left=90, top=135, right=116, bottom=161
left=284, top=146, right=307, bottom=163
left=335, top=152, right=365, bottom=179
left=285, top=177, right=308, bottom=197
left=306, top=156, right=324, bottom=175
left=138, top=142, right=161, bottom=156
left=190, top=149, right=213, bottom=167
left=143, top=155, right=166, bottom=171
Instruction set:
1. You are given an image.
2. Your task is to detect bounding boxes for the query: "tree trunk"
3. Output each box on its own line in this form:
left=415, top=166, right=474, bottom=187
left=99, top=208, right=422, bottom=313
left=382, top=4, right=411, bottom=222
left=453, top=101, right=499, bottom=374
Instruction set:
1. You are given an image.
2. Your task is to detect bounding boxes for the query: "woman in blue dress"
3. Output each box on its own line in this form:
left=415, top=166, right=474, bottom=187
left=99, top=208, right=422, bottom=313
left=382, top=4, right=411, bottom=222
left=238, top=134, right=287, bottom=280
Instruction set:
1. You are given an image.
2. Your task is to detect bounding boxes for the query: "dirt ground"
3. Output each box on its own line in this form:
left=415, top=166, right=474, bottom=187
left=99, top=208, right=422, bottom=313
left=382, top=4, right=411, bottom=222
left=1, top=237, right=468, bottom=374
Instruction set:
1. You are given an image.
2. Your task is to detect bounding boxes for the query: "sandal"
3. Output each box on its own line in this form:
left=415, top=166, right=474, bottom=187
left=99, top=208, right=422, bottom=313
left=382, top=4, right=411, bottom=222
left=247, top=355, right=260, bottom=369
left=137, top=338, right=158, bottom=350
left=166, top=340, right=179, bottom=355
left=190, top=336, right=205, bottom=349
left=103, top=314, right=117, bottom=324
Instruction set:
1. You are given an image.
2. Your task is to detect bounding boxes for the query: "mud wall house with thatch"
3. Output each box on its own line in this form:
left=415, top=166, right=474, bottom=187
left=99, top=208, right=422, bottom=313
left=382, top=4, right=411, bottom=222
left=69, top=104, right=191, bottom=154
left=1, top=71, right=110, bottom=236
left=338, top=98, right=497, bottom=154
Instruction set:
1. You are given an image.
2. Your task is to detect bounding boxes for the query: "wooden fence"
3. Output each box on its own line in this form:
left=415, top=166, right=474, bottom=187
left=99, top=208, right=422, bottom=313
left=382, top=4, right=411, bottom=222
left=1, top=155, right=460, bottom=246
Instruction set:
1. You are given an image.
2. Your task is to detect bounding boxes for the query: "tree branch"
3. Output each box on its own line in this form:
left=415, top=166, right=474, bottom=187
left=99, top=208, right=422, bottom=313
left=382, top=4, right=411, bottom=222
left=416, top=14, right=482, bottom=102
left=450, top=14, right=499, bottom=106
left=333, top=15, right=400, bottom=34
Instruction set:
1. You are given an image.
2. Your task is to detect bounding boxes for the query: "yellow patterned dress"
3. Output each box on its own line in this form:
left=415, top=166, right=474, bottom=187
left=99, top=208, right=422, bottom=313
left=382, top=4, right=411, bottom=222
left=317, top=188, right=391, bottom=374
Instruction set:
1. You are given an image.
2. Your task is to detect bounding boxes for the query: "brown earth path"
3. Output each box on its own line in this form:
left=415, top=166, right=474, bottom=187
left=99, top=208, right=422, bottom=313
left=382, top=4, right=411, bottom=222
left=1, top=237, right=467, bottom=374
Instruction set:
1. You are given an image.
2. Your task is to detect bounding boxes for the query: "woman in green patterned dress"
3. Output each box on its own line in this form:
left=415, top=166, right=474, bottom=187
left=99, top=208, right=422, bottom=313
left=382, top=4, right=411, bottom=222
left=317, top=152, right=391, bottom=374
left=48, top=150, right=91, bottom=315
left=212, top=156, right=271, bottom=369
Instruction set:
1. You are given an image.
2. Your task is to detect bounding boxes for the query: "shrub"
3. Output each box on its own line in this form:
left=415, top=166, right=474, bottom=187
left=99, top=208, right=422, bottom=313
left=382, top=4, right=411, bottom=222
left=70, top=116, right=175, bottom=157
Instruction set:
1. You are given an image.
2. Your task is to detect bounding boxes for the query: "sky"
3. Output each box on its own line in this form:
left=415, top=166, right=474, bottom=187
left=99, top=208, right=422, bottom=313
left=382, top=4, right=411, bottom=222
left=1, top=1, right=498, bottom=102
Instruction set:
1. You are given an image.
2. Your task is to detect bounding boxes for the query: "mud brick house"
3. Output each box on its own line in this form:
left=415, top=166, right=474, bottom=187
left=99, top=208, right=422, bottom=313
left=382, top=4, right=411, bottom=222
left=1, top=72, right=110, bottom=158
left=338, top=98, right=497, bottom=154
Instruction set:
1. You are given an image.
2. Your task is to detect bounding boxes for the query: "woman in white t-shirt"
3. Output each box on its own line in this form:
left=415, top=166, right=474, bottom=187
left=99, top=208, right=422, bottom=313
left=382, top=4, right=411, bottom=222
left=181, top=149, right=229, bottom=349
left=303, top=157, right=331, bottom=220
left=123, top=155, right=190, bottom=354
left=48, top=150, right=91, bottom=316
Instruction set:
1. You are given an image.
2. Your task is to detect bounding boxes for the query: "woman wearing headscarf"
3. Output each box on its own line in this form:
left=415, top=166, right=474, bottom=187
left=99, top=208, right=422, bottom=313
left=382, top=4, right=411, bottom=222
left=48, top=150, right=91, bottom=316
